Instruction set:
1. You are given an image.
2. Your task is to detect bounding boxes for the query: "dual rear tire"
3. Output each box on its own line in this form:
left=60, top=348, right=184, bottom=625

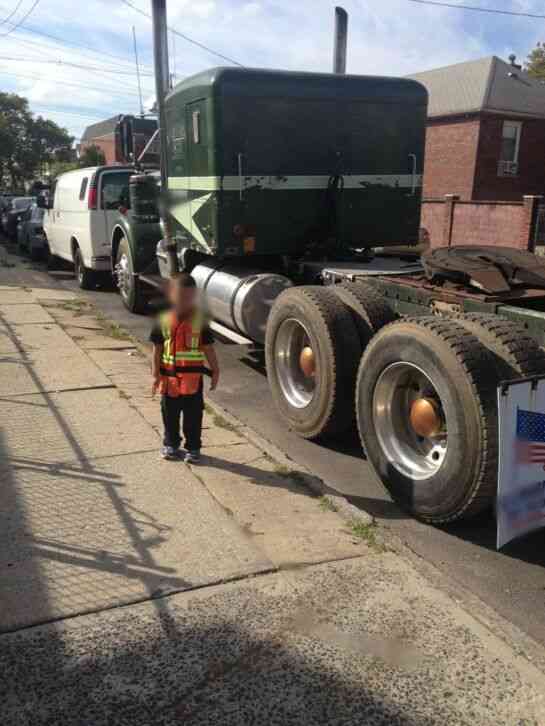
left=266, top=285, right=545, bottom=523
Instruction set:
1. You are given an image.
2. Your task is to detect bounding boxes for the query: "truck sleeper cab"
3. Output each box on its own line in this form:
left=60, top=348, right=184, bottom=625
left=44, top=166, right=135, bottom=289
left=164, top=67, right=427, bottom=259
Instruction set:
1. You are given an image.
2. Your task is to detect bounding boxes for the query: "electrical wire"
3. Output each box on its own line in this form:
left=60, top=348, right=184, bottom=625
left=406, top=0, right=545, bottom=19
left=120, top=0, right=244, bottom=67
left=0, top=0, right=23, bottom=26
left=0, top=3, right=154, bottom=69
left=0, top=55, right=154, bottom=76
left=0, top=0, right=41, bottom=37
left=0, top=69, right=145, bottom=97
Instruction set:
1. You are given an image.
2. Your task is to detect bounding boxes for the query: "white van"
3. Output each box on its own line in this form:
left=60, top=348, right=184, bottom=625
left=44, top=166, right=134, bottom=289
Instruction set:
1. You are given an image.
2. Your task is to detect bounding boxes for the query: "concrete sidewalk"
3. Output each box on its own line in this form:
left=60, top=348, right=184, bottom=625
left=2, top=247, right=545, bottom=725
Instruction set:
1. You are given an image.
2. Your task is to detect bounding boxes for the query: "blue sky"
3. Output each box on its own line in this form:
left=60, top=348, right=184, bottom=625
left=0, top=0, right=544, bottom=141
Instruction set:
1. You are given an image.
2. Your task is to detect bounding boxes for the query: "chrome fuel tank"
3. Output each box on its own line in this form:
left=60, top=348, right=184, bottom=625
left=191, top=261, right=292, bottom=344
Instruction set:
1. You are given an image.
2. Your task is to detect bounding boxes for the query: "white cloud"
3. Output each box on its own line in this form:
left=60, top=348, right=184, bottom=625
left=2, top=0, right=544, bottom=139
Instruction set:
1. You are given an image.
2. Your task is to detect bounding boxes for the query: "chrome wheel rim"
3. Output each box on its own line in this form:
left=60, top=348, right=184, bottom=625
left=372, top=362, right=447, bottom=481
left=275, top=318, right=316, bottom=409
left=116, top=252, right=131, bottom=301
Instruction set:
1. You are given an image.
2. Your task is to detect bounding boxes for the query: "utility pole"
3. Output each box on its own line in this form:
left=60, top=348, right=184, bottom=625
left=151, top=0, right=178, bottom=275
left=132, top=25, right=145, bottom=117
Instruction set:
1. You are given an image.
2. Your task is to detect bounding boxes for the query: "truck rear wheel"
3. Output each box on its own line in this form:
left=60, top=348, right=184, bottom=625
left=116, top=236, right=147, bottom=314
left=356, top=317, right=498, bottom=523
left=455, top=313, right=545, bottom=378
left=334, top=281, right=397, bottom=346
left=265, top=286, right=361, bottom=439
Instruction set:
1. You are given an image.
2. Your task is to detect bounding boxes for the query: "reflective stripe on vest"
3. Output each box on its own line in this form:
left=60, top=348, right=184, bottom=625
left=158, top=311, right=206, bottom=396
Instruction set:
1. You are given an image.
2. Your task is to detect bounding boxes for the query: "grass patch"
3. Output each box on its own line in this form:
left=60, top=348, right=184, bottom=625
left=348, top=520, right=386, bottom=552
left=44, top=299, right=91, bottom=316
left=212, top=413, right=238, bottom=432
left=318, top=496, right=338, bottom=513
left=95, top=314, right=132, bottom=340
left=273, top=464, right=308, bottom=486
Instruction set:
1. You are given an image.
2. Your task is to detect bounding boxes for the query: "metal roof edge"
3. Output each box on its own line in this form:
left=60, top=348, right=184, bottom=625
left=481, top=56, right=497, bottom=112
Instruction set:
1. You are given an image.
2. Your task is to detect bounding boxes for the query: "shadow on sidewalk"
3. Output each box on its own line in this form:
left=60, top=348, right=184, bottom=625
left=0, top=311, right=191, bottom=634
left=1, top=590, right=427, bottom=726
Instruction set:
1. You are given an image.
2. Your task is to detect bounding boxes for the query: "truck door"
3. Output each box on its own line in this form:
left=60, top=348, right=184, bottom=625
left=96, top=171, right=132, bottom=254
left=185, top=99, right=213, bottom=252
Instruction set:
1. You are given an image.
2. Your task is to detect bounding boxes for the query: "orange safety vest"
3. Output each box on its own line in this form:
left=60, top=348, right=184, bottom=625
left=158, top=310, right=208, bottom=397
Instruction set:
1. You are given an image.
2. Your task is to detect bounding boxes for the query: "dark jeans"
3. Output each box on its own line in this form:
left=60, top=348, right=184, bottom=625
left=161, top=388, right=204, bottom=451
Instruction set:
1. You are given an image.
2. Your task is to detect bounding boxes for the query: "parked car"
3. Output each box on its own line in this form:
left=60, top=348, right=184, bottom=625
left=42, top=166, right=135, bottom=289
left=2, top=197, right=35, bottom=240
left=16, top=202, right=46, bottom=260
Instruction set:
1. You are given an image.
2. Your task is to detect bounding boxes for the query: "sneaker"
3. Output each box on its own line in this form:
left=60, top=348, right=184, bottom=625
left=161, top=446, right=179, bottom=460
left=184, top=450, right=201, bottom=464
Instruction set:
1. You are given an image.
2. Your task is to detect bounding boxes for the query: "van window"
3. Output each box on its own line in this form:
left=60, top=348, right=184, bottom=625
left=79, top=177, right=88, bottom=201
left=100, top=172, right=132, bottom=210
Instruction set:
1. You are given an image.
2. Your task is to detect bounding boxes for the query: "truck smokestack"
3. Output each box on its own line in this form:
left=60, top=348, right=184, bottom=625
left=151, top=0, right=178, bottom=275
left=333, top=6, right=348, bottom=74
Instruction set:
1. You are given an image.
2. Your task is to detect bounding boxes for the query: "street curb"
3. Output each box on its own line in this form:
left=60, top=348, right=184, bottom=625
left=204, top=397, right=374, bottom=528
left=131, top=336, right=373, bottom=528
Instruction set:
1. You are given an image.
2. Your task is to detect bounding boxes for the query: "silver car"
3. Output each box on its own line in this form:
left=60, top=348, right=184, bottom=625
left=16, top=202, right=46, bottom=260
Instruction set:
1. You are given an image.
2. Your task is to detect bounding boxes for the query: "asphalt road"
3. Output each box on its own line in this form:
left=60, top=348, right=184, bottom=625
left=26, top=257, right=545, bottom=648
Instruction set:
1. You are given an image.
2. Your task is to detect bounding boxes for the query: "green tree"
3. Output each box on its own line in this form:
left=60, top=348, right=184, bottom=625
left=78, top=144, right=106, bottom=167
left=0, top=92, right=73, bottom=189
left=525, top=42, right=545, bottom=78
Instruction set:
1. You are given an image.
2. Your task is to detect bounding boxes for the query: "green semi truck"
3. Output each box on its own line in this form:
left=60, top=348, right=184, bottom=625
left=113, top=2, right=545, bottom=525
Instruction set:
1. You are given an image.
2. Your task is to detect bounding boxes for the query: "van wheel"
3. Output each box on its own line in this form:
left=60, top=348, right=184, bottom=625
left=356, top=316, right=498, bottom=523
left=44, top=238, right=58, bottom=270
left=74, top=247, right=97, bottom=290
left=116, top=236, right=147, bottom=313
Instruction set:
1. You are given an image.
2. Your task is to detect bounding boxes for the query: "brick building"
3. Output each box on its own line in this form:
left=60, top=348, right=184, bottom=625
left=79, top=115, right=158, bottom=165
left=411, top=56, right=545, bottom=201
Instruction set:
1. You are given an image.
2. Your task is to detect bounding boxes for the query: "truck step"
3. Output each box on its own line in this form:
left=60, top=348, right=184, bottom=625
left=139, top=273, right=165, bottom=290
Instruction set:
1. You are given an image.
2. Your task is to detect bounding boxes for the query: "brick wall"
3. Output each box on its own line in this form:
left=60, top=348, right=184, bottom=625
left=421, top=195, right=542, bottom=251
left=473, top=115, right=545, bottom=201
left=79, top=134, right=117, bottom=165
left=422, top=117, right=481, bottom=199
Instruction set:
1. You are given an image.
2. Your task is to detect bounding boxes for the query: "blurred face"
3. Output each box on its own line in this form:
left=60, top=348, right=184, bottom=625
left=169, top=282, right=197, bottom=316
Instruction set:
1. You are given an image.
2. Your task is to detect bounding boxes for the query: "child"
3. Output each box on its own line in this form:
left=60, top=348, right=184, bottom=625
left=150, top=272, right=219, bottom=463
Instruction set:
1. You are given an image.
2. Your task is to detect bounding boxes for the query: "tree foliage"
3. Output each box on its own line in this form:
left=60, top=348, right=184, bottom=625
left=525, top=42, right=545, bottom=78
left=78, top=144, right=106, bottom=168
left=0, top=92, right=74, bottom=189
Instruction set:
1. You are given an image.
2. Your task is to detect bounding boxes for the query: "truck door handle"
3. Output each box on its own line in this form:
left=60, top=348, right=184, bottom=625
left=238, top=153, right=244, bottom=201
left=408, top=154, right=417, bottom=196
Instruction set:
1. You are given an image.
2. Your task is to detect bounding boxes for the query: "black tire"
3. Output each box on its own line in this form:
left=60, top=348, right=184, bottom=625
left=455, top=313, right=545, bottom=379
left=265, top=286, right=361, bottom=439
left=116, top=236, right=147, bottom=314
left=44, top=237, right=58, bottom=270
left=29, top=243, right=41, bottom=262
left=333, top=281, right=397, bottom=348
left=74, top=246, right=97, bottom=290
left=356, top=316, right=499, bottom=523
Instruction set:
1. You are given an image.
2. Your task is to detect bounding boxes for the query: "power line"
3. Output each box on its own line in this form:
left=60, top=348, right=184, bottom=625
left=0, top=55, right=155, bottom=76
left=0, top=0, right=23, bottom=26
left=406, top=0, right=545, bottom=19
left=0, top=0, right=41, bottom=38
left=120, top=0, right=244, bottom=67
left=0, top=69, right=145, bottom=97
left=0, top=3, right=154, bottom=69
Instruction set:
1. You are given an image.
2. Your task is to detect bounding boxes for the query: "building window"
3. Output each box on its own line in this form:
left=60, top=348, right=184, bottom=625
left=498, top=120, right=522, bottom=176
